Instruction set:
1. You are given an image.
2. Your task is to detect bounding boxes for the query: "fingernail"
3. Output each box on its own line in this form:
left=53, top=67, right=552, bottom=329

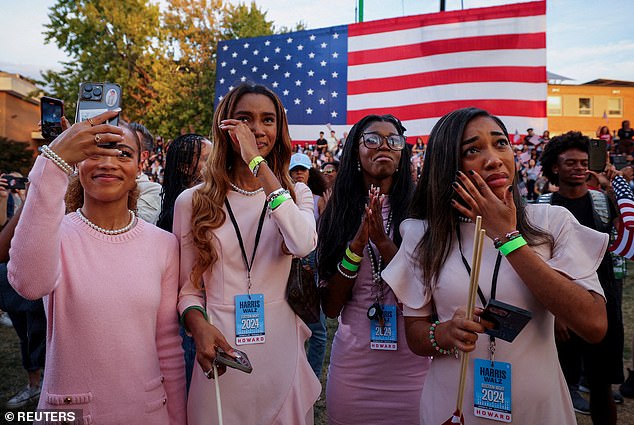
left=456, top=171, right=462, bottom=177
left=508, top=186, right=513, bottom=192
left=468, top=170, right=475, bottom=175
left=112, top=107, right=122, bottom=112
left=452, top=181, right=459, bottom=188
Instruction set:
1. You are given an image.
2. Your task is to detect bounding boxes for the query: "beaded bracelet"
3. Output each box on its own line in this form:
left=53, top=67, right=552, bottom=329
left=493, top=230, right=521, bottom=249
left=340, top=257, right=360, bottom=273
left=345, top=246, right=363, bottom=263
left=337, top=262, right=358, bottom=279
left=266, top=188, right=287, bottom=203
left=269, top=192, right=291, bottom=210
left=429, top=320, right=457, bottom=357
left=498, top=235, right=527, bottom=256
left=252, top=159, right=267, bottom=177
left=248, top=156, right=266, bottom=177
left=39, top=145, right=73, bottom=175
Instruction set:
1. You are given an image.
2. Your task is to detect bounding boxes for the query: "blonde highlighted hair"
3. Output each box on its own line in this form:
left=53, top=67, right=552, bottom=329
left=189, top=83, right=295, bottom=289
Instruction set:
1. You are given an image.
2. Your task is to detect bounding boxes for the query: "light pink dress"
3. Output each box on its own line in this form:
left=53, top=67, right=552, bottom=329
left=175, top=183, right=321, bottom=425
left=326, top=201, right=431, bottom=425
left=383, top=204, right=608, bottom=425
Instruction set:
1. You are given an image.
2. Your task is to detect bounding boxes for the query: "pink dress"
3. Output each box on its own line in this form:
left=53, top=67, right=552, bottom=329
left=383, top=205, right=608, bottom=425
left=326, top=201, right=431, bottom=425
left=175, top=183, right=321, bottom=425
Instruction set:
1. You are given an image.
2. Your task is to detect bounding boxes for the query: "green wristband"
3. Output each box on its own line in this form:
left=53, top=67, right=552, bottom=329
left=341, top=257, right=360, bottom=272
left=180, top=305, right=208, bottom=330
left=269, top=193, right=291, bottom=210
left=498, top=235, right=527, bottom=256
left=345, top=246, right=363, bottom=263
left=248, top=155, right=265, bottom=172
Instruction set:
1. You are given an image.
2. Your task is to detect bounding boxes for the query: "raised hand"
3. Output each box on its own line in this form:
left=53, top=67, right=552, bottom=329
left=219, top=119, right=260, bottom=166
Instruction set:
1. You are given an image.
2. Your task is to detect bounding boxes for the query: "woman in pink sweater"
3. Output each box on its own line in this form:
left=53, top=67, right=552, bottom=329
left=7, top=110, right=186, bottom=425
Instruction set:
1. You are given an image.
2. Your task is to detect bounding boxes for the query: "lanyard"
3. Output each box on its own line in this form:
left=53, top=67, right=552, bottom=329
left=225, top=199, right=267, bottom=295
left=457, top=225, right=502, bottom=362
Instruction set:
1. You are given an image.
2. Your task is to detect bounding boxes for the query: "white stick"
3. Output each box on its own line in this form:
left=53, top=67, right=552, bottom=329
left=208, top=315, right=224, bottom=425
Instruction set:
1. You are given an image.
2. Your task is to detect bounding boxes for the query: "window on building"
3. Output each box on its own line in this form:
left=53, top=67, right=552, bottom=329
left=608, top=97, right=622, bottom=116
left=547, top=96, right=562, bottom=116
left=578, top=97, right=592, bottom=115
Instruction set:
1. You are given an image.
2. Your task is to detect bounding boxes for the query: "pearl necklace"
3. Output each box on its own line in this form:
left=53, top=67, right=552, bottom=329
left=458, top=216, right=473, bottom=223
left=229, top=182, right=263, bottom=196
left=76, top=208, right=136, bottom=235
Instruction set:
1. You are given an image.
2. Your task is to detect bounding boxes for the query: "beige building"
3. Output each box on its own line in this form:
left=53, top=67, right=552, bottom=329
left=0, top=71, right=42, bottom=151
left=547, top=79, right=634, bottom=139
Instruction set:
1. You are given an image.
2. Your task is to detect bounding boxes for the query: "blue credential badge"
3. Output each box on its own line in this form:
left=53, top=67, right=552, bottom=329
left=473, top=359, right=512, bottom=423
left=235, top=294, right=265, bottom=345
left=369, top=304, right=397, bottom=350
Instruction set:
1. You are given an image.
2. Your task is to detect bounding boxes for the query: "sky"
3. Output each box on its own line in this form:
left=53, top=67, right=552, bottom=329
left=1, top=0, right=633, bottom=85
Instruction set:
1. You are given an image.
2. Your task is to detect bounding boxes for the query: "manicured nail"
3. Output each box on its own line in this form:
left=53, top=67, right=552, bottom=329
left=508, top=186, right=513, bottom=192
left=468, top=170, right=475, bottom=175
left=452, top=182, right=459, bottom=188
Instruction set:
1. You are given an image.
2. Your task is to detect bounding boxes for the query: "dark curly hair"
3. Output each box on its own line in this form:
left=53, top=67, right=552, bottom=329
left=540, top=131, right=589, bottom=185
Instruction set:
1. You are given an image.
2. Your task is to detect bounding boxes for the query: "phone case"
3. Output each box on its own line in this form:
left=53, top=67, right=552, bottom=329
left=480, top=299, right=532, bottom=343
left=41, top=96, right=64, bottom=142
left=588, top=139, right=607, bottom=172
left=214, top=348, right=253, bottom=374
left=75, top=82, right=121, bottom=129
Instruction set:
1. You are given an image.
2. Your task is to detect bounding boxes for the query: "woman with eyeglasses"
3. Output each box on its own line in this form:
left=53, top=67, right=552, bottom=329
left=317, top=115, right=430, bottom=424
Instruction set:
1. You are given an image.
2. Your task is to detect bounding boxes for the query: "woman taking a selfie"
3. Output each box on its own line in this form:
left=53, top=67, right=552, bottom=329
left=175, top=83, right=320, bottom=425
left=317, top=114, right=429, bottom=424
left=7, top=110, right=186, bottom=424
left=383, top=107, right=608, bottom=424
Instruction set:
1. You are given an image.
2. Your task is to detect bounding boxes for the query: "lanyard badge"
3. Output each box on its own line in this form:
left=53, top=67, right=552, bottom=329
left=369, top=304, right=397, bottom=350
left=473, top=339, right=512, bottom=423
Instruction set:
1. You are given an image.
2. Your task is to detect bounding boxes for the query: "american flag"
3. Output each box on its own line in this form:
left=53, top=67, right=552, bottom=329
left=609, top=175, right=634, bottom=258
left=215, top=1, right=546, bottom=143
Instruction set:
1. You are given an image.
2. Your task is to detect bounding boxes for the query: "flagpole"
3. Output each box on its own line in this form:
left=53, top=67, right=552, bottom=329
left=358, top=0, right=364, bottom=22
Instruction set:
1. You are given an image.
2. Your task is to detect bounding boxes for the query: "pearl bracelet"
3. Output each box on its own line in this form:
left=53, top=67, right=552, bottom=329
left=39, top=145, right=73, bottom=175
left=429, top=320, right=458, bottom=357
left=336, top=262, right=358, bottom=279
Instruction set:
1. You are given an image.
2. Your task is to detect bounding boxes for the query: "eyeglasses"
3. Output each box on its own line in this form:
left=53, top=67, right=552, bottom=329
left=360, top=133, right=406, bottom=151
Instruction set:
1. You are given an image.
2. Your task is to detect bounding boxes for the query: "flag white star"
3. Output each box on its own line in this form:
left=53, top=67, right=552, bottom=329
left=331, top=111, right=338, bottom=118
left=263, top=56, right=269, bottom=62
left=222, top=45, right=228, bottom=51
left=320, top=79, right=326, bottom=85
left=307, top=88, right=314, bottom=95
left=296, top=62, right=303, bottom=68
left=221, top=61, right=226, bottom=67
left=229, top=85, right=234, bottom=91
left=309, top=34, right=316, bottom=41
left=284, top=72, right=291, bottom=78
left=274, top=47, right=281, bottom=53
left=285, top=54, right=291, bottom=60
left=283, top=89, right=289, bottom=96
left=319, top=98, right=326, bottom=105
left=261, top=73, right=268, bottom=79
left=272, top=81, right=279, bottom=87
left=295, top=80, right=302, bottom=86
left=265, top=40, right=271, bottom=46
left=242, top=59, right=248, bottom=65
left=332, top=52, right=339, bottom=58
left=294, top=98, right=301, bottom=105
left=253, top=50, right=259, bottom=55
left=297, top=44, right=304, bottom=51
left=308, top=70, right=315, bottom=77
left=251, top=66, right=258, bottom=72
left=218, top=96, right=224, bottom=101
left=219, top=78, right=225, bottom=84
left=333, top=33, right=339, bottom=39
left=332, top=71, right=338, bottom=78
left=232, top=52, right=238, bottom=58
left=321, top=42, right=327, bottom=48
left=287, top=37, right=293, bottom=43
left=284, top=108, right=288, bottom=114
left=243, top=42, right=249, bottom=48
left=320, top=60, right=327, bottom=67
left=230, top=68, right=236, bottom=74
left=240, top=76, right=246, bottom=82
left=273, top=64, right=280, bottom=70
left=309, top=52, right=315, bottom=59
left=306, top=108, right=313, bottom=114
left=331, top=91, right=338, bottom=98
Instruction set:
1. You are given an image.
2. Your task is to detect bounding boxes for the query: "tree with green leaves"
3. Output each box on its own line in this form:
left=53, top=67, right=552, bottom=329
left=0, top=138, right=35, bottom=176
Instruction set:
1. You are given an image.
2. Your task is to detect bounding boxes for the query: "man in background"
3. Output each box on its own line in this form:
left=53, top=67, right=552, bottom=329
left=129, top=122, right=162, bottom=224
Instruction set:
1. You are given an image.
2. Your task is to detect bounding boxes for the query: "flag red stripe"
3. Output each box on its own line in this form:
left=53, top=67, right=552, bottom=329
left=613, top=231, right=634, bottom=258
left=347, top=99, right=546, bottom=123
left=348, top=66, right=546, bottom=95
left=348, top=1, right=545, bottom=37
left=349, top=33, right=545, bottom=65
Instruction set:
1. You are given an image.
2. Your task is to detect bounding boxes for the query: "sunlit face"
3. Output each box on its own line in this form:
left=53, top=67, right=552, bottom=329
left=552, top=148, right=588, bottom=188
left=322, top=164, right=337, bottom=184
left=78, top=126, right=141, bottom=205
left=358, top=121, right=402, bottom=183
left=460, top=116, right=515, bottom=200
left=231, top=93, right=277, bottom=158
left=290, top=166, right=309, bottom=183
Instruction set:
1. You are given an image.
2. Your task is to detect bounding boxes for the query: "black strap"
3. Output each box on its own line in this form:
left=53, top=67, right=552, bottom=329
left=456, top=225, right=503, bottom=307
left=225, top=199, right=268, bottom=289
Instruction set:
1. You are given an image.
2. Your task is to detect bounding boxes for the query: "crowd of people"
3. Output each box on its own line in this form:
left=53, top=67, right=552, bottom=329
left=1, top=82, right=634, bottom=425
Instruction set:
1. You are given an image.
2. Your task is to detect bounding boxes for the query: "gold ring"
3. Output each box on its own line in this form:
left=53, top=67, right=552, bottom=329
left=87, top=118, right=96, bottom=127
left=94, top=134, right=102, bottom=144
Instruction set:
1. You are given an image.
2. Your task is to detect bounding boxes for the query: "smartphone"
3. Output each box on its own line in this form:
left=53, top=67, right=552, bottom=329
left=3, top=176, right=29, bottom=190
left=214, top=347, right=253, bottom=374
left=480, top=299, right=532, bottom=343
left=40, top=96, right=64, bottom=142
left=588, top=139, right=607, bottom=172
left=75, top=82, right=121, bottom=147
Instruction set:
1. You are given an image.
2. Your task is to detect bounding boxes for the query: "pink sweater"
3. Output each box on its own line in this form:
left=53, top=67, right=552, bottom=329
left=8, top=156, right=186, bottom=425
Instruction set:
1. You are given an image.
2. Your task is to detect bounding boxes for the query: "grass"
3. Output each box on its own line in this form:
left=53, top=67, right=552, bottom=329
left=2, top=272, right=634, bottom=424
